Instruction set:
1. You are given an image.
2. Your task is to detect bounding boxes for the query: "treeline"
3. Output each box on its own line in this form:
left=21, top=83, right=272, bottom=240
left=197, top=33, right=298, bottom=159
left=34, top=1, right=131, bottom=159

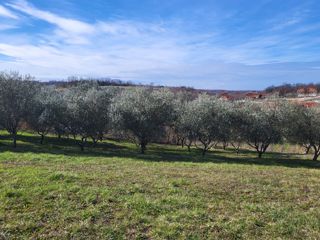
left=1, top=72, right=320, bottom=161
left=265, top=83, right=320, bottom=97
left=45, top=77, right=200, bottom=96
left=45, top=76, right=136, bottom=88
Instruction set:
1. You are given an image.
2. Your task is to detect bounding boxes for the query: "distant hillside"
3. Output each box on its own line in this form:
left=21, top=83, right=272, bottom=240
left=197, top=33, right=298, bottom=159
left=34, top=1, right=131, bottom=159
left=44, top=77, right=136, bottom=88
left=266, top=83, right=320, bottom=97
left=42, top=77, right=261, bottom=99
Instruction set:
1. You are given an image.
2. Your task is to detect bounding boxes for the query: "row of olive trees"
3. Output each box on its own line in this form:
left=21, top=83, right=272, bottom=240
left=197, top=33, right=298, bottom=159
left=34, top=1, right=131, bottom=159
left=0, top=72, right=320, bottom=160
left=174, top=93, right=320, bottom=160
left=174, top=95, right=284, bottom=157
left=27, top=82, right=117, bottom=151
left=174, top=94, right=320, bottom=160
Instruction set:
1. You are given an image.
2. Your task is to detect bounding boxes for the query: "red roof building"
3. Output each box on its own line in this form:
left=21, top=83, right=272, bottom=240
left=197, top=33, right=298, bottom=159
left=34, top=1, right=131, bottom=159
left=245, top=92, right=266, bottom=99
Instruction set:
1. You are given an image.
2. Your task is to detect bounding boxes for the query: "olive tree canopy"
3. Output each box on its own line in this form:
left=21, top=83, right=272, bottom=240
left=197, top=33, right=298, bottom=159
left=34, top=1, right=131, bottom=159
left=181, top=94, right=231, bottom=156
left=0, top=72, right=38, bottom=147
left=240, top=101, right=283, bottom=158
left=27, top=87, right=59, bottom=144
left=111, top=88, right=175, bottom=153
left=284, top=104, right=320, bottom=161
left=64, top=83, right=115, bottom=150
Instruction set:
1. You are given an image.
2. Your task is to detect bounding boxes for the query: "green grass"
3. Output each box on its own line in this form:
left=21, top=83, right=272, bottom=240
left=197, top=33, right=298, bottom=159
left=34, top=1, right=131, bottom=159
left=0, top=133, right=320, bottom=239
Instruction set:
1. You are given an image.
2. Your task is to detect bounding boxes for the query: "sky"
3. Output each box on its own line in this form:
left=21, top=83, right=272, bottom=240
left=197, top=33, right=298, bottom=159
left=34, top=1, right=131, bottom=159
left=0, top=0, right=320, bottom=90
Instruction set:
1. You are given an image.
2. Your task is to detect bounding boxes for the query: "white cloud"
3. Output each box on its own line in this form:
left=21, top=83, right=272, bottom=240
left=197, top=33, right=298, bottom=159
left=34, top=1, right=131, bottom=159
left=7, top=0, right=93, bottom=33
left=7, top=0, right=95, bottom=44
left=6, top=0, right=167, bottom=45
left=0, top=23, right=17, bottom=30
left=0, top=5, right=18, bottom=19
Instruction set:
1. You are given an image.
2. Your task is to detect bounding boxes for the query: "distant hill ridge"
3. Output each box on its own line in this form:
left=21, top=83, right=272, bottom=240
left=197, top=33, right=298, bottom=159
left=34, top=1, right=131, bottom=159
left=40, top=77, right=258, bottom=97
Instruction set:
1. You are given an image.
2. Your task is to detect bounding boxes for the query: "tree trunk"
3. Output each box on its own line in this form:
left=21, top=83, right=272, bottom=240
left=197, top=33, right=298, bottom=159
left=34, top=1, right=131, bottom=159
left=187, top=144, right=191, bottom=152
left=140, top=142, right=147, bottom=154
left=231, top=143, right=240, bottom=154
left=306, top=148, right=310, bottom=155
left=223, top=142, right=228, bottom=150
left=79, top=137, right=87, bottom=151
left=40, top=134, right=44, bottom=145
left=312, top=145, right=320, bottom=161
left=13, top=133, right=17, bottom=148
left=202, top=148, right=207, bottom=156
left=181, top=138, right=185, bottom=148
left=255, top=143, right=269, bottom=159
left=185, top=139, right=192, bottom=152
left=312, top=153, right=318, bottom=161
left=92, top=137, right=98, bottom=147
left=176, top=137, right=181, bottom=146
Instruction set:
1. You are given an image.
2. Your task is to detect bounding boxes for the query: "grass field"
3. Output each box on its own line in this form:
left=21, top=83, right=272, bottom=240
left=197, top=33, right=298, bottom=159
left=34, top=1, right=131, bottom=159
left=1, top=133, right=320, bottom=239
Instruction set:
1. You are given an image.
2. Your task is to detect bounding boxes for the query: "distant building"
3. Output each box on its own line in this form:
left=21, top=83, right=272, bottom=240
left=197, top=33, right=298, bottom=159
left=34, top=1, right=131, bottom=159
left=306, top=87, right=318, bottom=97
left=245, top=92, right=266, bottom=100
left=219, top=92, right=232, bottom=100
left=297, top=88, right=305, bottom=97
left=297, top=87, right=317, bottom=97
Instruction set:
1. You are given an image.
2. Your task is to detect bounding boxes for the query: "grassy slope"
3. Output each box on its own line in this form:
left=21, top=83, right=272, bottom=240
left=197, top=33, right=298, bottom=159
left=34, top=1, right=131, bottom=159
left=0, top=133, right=320, bottom=239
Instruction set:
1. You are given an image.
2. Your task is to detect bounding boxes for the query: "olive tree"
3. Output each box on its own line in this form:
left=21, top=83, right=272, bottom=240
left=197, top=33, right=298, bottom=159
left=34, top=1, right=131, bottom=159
left=172, top=90, right=196, bottom=150
left=241, top=101, right=283, bottom=158
left=217, top=101, right=233, bottom=150
left=228, top=103, right=247, bottom=154
left=175, top=103, right=196, bottom=152
left=64, top=84, right=114, bottom=151
left=27, top=87, right=69, bottom=144
left=48, top=90, right=69, bottom=139
left=182, top=94, right=230, bottom=156
left=111, top=88, right=175, bottom=154
left=284, top=104, right=320, bottom=161
left=0, top=72, right=38, bottom=147
left=76, top=88, right=115, bottom=148
left=27, top=87, right=55, bottom=144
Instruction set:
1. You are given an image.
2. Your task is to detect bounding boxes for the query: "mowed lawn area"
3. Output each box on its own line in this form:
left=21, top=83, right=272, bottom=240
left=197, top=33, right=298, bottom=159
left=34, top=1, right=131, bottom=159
left=1, top=133, right=320, bottom=239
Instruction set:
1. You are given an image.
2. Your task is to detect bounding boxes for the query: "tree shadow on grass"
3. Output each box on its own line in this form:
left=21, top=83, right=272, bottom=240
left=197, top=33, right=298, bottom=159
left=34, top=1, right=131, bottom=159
left=136, top=145, right=320, bottom=169
left=0, top=134, right=131, bottom=158
left=0, top=134, right=319, bottom=170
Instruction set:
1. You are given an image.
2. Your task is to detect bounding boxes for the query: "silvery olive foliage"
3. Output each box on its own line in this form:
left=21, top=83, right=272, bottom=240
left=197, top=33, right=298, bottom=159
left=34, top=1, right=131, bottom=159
left=240, top=101, right=283, bottom=158
left=27, top=87, right=60, bottom=144
left=111, top=87, right=175, bottom=153
left=47, top=90, right=69, bottom=139
left=172, top=90, right=197, bottom=150
left=228, top=102, right=248, bottom=154
left=284, top=104, right=320, bottom=161
left=0, top=72, right=39, bottom=147
left=63, top=82, right=116, bottom=151
left=179, top=94, right=232, bottom=156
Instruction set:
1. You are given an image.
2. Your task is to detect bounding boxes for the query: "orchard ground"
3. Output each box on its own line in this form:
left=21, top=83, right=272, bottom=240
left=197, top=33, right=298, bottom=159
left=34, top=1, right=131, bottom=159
left=0, top=132, right=320, bottom=239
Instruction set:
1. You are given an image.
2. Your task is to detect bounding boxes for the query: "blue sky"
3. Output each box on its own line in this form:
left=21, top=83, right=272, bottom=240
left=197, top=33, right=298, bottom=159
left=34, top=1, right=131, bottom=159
left=0, top=0, right=320, bottom=90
